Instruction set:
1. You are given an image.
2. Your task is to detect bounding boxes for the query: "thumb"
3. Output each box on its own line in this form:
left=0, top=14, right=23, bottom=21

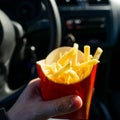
left=42, top=95, right=83, bottom=118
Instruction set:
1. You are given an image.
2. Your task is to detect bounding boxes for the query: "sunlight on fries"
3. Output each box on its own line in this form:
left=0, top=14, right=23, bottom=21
left=40, top=43, right=103, bottom=84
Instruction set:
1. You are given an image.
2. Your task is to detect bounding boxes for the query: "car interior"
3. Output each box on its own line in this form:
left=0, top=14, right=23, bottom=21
left=0, top=0, right=120, bottom=119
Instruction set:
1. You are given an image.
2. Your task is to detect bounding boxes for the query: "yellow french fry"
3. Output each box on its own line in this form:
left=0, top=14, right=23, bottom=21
left=84, top=45, right=90, bottom=61
left=57, top=48, right=75, bottom=66
left=93, top=47, right=103, bottom=60
left=49, top=62, right=71, bottom=79
left=72, top=43, right=79, bottom=66
left=42, top=43, right=103, bottom=84
left=61, top=69, right=79, bottom=84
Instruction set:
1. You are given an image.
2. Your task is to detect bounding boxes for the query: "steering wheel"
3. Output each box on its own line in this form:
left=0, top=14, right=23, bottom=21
left=0, top=0, right=61, bottom=110
left=42, top=0, right=62, bottom=52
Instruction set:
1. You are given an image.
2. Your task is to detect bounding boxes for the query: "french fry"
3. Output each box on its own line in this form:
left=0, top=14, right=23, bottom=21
left=84, top=45, right=90, bottom=61
left=93, top=47, right=103, bottom=60
left=65, top=69, right=80, bottom=84
left=42, top=43, right=103, bottom=84
left=72, top=43, right=79, bottom=66
left=57, top=48, right=75, bottom=66
left=49, top=62, right=71, bottom=79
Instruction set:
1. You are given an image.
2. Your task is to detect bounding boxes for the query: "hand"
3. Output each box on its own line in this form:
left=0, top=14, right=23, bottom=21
left=7, top=78, right=83, bottom=120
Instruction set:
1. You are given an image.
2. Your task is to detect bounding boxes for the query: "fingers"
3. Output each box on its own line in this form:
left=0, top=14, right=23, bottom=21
left=28, top=77, right=41, bottom=87
left=26, top=78, right=83, bottom=119
left=54, top=95, right=83, bottom=115
left=26, top=78, right=41, bottom=93
left=40, top=95, right=83, bottom=118
left=20, top=77, right=42, bottom=99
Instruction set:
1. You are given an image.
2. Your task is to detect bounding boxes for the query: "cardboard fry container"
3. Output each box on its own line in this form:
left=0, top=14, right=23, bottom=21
left=36, top=46, right=98, bottom=120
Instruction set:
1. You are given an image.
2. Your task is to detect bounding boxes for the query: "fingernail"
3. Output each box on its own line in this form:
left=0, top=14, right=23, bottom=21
left=70, top=96, right=83, bottom=109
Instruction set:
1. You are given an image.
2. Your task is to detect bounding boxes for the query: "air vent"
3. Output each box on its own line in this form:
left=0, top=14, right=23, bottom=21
left=88, top=0, right=109, bottom=5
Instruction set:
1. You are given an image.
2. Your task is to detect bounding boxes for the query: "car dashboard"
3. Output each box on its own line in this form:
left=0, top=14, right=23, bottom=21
left=0, top=0, right=120, bottom=120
